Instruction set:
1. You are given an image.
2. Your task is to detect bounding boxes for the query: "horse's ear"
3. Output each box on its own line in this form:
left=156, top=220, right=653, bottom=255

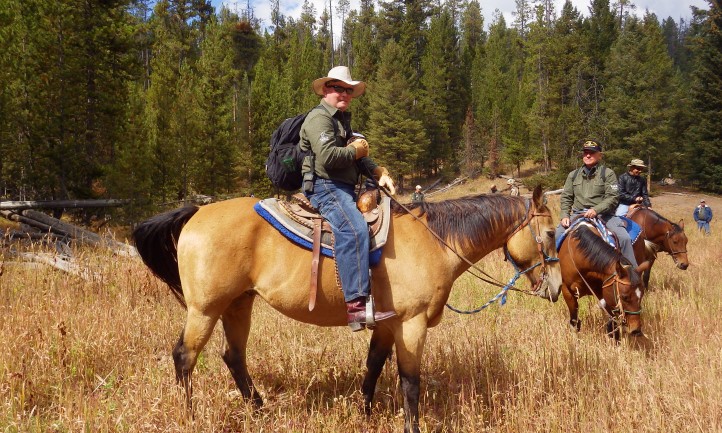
left=532, top=185, right=543, bottom=208
left=678, top=219, right=685, bottom=230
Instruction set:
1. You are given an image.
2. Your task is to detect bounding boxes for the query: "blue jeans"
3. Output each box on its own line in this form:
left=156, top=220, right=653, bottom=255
left=697, top=221, right=711, bottom=235
left=306, top=178, right=369, bottom=302
left=615, top=204, right=629, bottom=217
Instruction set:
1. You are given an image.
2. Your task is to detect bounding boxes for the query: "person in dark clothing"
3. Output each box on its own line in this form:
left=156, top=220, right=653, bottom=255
left=615, top=158, right=651, bottom=217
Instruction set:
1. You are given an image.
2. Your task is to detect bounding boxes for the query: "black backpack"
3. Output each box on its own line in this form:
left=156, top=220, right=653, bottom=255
left=265, top=106, right=334, bottom=191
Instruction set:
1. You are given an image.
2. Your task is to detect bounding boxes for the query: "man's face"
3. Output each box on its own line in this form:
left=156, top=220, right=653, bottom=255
left=322, top=82, right=354, bottom=111
left=629, top=166, right=643, bottom=176
left=582, top=150, right=602, bottom=167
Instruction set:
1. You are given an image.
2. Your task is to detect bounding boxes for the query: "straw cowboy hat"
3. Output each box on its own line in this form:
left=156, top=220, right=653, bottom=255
left=312, top=66, right=366, bottom=98
left=627, top=158, right=647, bottom=169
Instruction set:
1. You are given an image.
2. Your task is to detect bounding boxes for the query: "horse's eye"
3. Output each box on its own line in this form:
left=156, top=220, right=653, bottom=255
left=546, top=230, right=555, bottom=239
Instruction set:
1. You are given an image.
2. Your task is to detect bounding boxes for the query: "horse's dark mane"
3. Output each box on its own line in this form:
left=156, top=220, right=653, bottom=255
left=643, top=207, right=683, bottom=233
left=571, top=225, right=620, bottom=271
left=392, top=194, right=529, bottom=249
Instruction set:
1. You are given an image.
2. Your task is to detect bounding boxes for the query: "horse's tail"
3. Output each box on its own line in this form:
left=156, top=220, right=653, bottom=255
left=132, top=205, right=199, bottom=308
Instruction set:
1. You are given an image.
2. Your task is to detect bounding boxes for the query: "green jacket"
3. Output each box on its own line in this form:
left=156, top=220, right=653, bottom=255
left=300, top=100, right=377, bottom=186
left=559, top=164, right=619, bottom=219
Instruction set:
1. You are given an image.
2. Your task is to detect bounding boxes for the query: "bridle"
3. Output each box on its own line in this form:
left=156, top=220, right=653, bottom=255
left=504, top=200, right=559, bottom=294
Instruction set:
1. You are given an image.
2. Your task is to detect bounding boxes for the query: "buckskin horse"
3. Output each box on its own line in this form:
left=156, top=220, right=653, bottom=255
left=628, top=205, right=689, bottom=288
left=132, top=185, right=562, bottom=433
left=558, top=221, right=650, bottom=339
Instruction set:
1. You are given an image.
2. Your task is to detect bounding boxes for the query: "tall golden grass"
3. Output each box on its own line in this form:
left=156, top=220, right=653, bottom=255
left=1, top=195, right=721, bottom=432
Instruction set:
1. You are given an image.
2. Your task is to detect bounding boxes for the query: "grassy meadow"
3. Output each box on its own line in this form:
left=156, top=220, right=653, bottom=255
left=1, top=187, right=721, bottom=432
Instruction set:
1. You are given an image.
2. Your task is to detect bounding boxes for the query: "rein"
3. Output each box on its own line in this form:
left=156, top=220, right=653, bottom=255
left=373, top=183, right=556, bottom=313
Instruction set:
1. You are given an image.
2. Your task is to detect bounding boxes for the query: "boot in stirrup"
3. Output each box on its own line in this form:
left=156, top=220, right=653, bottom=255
left=346, top=295, right=396, bottom=332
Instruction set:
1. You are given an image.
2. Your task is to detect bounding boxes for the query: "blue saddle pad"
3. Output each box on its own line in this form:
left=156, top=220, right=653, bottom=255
left=620, top=216, right=642, bottom=244
left=556, top=217, right=642, bottom=251
left=253, top=201, right=383, bottom=266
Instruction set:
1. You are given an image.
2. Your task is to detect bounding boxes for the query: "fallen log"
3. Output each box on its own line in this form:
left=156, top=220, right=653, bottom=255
left=0, top=199, right=129, bottom=211
left=1, top=209, right=136, bottom=257
left=15, top=252, right=98, bottom=280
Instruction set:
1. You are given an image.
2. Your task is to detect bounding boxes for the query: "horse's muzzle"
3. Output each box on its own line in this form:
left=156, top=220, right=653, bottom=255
left=677, top=262, right=689, bottom=270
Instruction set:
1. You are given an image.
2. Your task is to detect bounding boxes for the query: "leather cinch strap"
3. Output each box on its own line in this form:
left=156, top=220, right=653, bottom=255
left=309, top=217, right=323, bottom=311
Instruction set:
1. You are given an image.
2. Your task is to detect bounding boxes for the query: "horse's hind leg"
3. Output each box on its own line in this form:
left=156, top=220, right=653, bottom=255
left=362, top=327, right=395, bottom=415
left=220, top=293, right=263, bottom=407
left=173, top=307, right=222, bottom=410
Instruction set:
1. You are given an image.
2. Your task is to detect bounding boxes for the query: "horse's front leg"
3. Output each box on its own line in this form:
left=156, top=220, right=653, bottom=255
left=220, top=292, right=263, bottom=407
left=394, top=315, right=427, bottom=433
left=561, top=284, right=581, bottom=331
left=173, top=307, right=222, bottom=411
left=362, top=326, right=395, bottom=415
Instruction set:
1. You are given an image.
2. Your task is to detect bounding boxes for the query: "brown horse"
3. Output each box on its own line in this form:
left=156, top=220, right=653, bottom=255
left=558, top=222, right=650, bottom=338
left=132, top=186, right=562, bottom=433
left=628, top=205, right=689, bottom=288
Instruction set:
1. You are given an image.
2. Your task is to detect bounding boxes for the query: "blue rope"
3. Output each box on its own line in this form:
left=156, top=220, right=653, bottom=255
left=445, top=249, right=558, bottom=315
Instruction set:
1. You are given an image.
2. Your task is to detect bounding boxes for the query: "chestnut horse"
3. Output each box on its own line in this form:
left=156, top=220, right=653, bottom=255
left=558, top=222, right=650, bottom=338
left=132, top=186, right=562, bottom=433
left=628, top=205, right=689, bottom=288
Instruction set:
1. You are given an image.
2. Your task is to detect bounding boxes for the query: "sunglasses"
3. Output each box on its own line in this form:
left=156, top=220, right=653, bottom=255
left=326, top=84, right=354, bottom=95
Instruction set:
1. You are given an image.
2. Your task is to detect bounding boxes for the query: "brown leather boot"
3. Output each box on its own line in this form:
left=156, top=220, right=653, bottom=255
left=346, top=296, right=396, bottom=332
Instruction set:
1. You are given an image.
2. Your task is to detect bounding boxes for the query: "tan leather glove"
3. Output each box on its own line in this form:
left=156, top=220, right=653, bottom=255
left=373, top=166, right=396, bottom=195
left=347, top=138, right=369, bottom=160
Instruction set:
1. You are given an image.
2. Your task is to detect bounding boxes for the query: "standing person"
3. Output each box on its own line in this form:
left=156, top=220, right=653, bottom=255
left=615, top=158, right=651, bottom=216
left=557, top=139, right=638, bottom=267
left=694, top=199, right=713, bottom=235
left=300, top=66, right=397, bottom=331
left=412, top=185, right=425, bottom=203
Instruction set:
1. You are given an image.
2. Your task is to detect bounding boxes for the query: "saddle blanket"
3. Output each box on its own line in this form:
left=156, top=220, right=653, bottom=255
left=253, top=196, right=391, bottom=266
left=556, top=216, right=641, bottom=252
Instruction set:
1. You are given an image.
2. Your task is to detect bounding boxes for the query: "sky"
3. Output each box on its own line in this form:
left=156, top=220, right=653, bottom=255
left=216, top=0, right=709, bottom=39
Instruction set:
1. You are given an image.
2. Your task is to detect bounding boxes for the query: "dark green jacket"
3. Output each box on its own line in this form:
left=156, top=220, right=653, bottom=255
left=299, top=100, right=377, bottom=186
left=559, top=164, right=619, bottom=219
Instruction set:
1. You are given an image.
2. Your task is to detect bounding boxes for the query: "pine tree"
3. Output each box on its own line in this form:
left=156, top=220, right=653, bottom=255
left=684, top=1, right=722, bottom=191
left=603, top=15, right=676, bottom=173
left=366, top=41, right=429, bottom=188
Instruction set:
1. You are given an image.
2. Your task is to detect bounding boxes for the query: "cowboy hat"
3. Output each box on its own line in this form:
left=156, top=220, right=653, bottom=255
left=627, top=158, right=647, bottom=169
left=415, top=185, right=422, bottom=190
left=312, top=66, right=366, bottom=98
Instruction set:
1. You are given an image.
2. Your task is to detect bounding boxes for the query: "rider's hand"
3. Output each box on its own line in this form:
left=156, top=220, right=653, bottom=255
left=347, top=138, right=368, bottom=160
left=561, top=217, right=570, bottom=228
left=583, top=208, right=597, bottom=219
left=635, top=196, right=644, bottom=203
left=373, top=166, right=396, bottom=195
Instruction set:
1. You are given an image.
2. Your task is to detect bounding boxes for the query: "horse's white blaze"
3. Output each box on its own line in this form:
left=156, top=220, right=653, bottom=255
left=636, top=288, right=642, bottom=299
left=598, top=299, right=607, bottom=309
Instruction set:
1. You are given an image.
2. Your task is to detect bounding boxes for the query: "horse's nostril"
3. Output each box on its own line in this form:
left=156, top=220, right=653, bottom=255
left=678, top=263, right=689, bottom=270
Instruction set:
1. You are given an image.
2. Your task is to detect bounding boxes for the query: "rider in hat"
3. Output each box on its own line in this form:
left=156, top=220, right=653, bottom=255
left=557, top=139, right=638, bottom=267
left=300, top=66, right=397, bottom=331
left=615, top=158, right=651, bottom=217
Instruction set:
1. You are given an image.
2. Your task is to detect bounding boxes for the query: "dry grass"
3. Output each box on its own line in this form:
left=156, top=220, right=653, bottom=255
left=1, top=187, right=721, bottom=432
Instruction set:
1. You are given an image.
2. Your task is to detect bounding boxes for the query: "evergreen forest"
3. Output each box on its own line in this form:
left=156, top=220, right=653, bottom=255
left=1, top=0, right=721, bottom=219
